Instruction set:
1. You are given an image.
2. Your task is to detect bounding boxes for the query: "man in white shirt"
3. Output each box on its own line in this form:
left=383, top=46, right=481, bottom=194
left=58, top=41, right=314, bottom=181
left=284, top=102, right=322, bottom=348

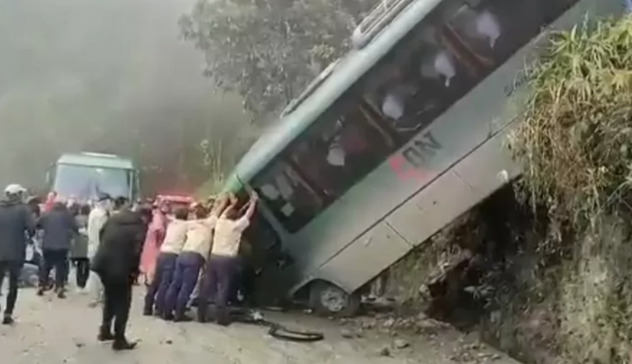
left=86, top=194, right=111, bottom=307
left=163, top=197, right=229, bottom=321
left=143, top=207, right=189, bottom=317
left=197, top=191, right=257, bottom=325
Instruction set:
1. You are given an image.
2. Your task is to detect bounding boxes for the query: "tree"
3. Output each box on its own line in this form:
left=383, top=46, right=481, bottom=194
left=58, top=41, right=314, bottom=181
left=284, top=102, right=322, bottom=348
left=180, top=0, right=376, bottom=119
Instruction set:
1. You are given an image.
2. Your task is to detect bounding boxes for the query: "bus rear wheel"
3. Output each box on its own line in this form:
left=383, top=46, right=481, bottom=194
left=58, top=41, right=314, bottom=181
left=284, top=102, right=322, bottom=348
left=308, top=281, right=360, bottom=317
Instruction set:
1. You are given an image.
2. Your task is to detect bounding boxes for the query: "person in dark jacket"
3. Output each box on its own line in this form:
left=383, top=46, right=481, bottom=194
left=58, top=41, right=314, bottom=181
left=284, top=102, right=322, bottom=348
left=0, top=184, right=36, bottom=325
left=91, top=197, right=151, bottom=351
left=36, top=198, right=78, bottom=298
left=26, top=195, right=42, bottom=219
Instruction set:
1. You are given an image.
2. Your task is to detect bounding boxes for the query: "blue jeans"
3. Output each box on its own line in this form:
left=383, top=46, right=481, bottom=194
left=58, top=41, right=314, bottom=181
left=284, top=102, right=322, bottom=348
left=143, top=252, right=178, bottom=314
left=163, top=252, right=204, bottom=318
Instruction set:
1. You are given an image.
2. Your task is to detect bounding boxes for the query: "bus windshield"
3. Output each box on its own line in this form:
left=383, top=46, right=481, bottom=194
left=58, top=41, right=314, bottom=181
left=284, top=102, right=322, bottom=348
left=53, top=164, right=132, bottom=200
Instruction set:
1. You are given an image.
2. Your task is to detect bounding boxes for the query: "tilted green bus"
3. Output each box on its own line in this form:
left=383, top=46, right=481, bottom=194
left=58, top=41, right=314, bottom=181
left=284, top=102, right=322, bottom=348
left=224, top=0, right=626, bottom=315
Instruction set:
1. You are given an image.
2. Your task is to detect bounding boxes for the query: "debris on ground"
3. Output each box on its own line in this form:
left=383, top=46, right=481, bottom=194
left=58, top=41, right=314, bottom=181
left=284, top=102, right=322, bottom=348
left=448, top=338, right=504, bottom=363
left=341, top=310, right=451, bottom=339
left=340, top=329, right=354, bottom=339
left=377, top=346, right=391, bottom=357
left=0, top=289, right=520, bottom=364
left=393, top=338, right=410, bottom=349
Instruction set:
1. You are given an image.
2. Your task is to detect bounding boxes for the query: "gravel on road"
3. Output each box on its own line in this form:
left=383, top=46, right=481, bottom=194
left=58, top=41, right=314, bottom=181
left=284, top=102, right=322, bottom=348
left=0, top=287, right=523, bottom=364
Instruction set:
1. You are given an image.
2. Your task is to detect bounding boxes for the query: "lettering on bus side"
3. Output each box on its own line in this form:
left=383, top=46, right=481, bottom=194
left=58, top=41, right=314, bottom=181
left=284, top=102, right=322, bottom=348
left=403, top=132, right=442, bottom=167
left=389, top=131, right=442, bottom=180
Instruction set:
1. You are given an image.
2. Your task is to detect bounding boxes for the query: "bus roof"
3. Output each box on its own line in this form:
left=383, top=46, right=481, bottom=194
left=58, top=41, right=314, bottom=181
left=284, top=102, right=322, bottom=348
left=57, top=153, right=134, bottom=170
left=224, top=0, right=441, bottom=191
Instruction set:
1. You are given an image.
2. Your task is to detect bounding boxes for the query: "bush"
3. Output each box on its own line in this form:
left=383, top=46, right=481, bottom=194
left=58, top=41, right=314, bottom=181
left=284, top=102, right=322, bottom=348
left=509, top=15, right=632, bottom=363
left=510, top=15, right=632, bottom=230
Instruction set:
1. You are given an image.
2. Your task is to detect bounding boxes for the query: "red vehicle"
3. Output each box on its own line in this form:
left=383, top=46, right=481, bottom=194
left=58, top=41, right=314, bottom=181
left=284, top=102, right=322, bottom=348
left=154, top=194, right=194, bottom=211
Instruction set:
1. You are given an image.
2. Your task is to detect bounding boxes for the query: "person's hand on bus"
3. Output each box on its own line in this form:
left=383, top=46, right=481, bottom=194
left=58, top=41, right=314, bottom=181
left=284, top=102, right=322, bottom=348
left=214, top=194, right=227, bottom=205
left=210, top=194, right=230, bottom=217
left=242, top=191, right=258, bottom=220
left=228, top=193, right=238, bottom=205
left=249, top=190, right=259, bottom=203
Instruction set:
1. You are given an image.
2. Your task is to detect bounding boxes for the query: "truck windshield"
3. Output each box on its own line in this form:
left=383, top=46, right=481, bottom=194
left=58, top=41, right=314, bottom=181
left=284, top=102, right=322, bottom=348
left=53, top=164, right=132, bottom=200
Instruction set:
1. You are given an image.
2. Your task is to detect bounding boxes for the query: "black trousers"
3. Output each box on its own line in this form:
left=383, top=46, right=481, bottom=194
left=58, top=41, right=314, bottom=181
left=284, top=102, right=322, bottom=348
left=100, top=274, right=133, bottom=339
left=0, top=260, right=21, bottom=315
left=197, top=255, right=238, bottom=322
left=71, top=258, right=90, bottom=289
left=40, top=249, right=68, bottom=290
left=232, top=264, right=256, bottom=306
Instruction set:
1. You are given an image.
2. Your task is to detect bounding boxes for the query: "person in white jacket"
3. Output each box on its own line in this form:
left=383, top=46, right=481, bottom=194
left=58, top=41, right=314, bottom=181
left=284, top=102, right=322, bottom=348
left=86, top=194, right=112, bottom=306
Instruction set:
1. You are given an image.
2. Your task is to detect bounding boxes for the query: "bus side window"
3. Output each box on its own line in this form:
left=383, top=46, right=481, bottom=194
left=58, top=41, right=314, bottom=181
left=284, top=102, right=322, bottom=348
left=290, top=139, right=340, bottom=199
left=364, top=0, right=580, bottom=141
left=365, top=23, right=480, bottom=139
left=442, top=0, right=579, bottom=75
left=291, top=102, right=394, bottom=200
left=252, top=161, right=322, bottom=233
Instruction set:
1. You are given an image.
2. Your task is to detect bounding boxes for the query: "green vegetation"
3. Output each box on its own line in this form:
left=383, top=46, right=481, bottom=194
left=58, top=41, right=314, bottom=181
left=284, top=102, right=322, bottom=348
left=180, top=0, right=375, bottom=119
left=181, top=0, right=379, bottom=194
left=511, top=15, right=632, bottom=232
left=510, top=15, right=632, bottom=363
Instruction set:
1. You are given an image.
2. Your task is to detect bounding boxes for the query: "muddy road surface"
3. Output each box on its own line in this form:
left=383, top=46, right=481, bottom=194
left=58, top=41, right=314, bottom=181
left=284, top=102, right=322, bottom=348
left=0, top=287, right=522, bottom=364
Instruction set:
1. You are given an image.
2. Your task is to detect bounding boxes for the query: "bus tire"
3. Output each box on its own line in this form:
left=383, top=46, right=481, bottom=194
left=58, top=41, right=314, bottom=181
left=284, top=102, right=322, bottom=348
left=308, top=281, right=360, bottom=317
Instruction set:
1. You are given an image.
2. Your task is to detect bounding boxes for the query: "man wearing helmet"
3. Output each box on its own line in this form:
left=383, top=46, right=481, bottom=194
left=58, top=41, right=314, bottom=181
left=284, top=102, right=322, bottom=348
left=0, top=184, right=36, bottom=325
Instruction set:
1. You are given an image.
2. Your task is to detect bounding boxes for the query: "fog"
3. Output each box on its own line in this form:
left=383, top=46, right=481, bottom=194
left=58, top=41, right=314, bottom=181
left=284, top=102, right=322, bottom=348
left=0, top=0, right=229, bottom=194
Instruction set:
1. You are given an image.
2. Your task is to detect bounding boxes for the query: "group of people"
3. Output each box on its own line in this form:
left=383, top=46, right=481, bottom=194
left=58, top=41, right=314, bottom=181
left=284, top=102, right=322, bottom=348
left=140, top=192, right=258, bottom=326
left=0, top=185, right=92, bottom=319
left=0, top=183, right=259, bottom=352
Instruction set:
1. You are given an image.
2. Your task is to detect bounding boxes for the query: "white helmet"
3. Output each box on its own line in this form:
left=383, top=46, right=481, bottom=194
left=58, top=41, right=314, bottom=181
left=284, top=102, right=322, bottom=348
left=4, top=184, right=26, bottom=196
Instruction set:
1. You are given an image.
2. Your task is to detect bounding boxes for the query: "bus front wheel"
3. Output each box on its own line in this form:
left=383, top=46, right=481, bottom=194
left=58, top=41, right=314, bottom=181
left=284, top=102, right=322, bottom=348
left=308, top=281, right=360, bottom=317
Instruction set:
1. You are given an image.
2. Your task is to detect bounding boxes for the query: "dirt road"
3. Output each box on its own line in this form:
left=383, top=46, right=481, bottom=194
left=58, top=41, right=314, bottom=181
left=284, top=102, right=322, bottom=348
left=0, top=288, right=522, bottom=364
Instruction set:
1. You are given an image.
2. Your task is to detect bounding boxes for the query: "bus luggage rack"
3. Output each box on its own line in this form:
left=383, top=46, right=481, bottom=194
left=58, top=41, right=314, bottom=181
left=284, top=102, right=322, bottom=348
left=351, top=0, right=416, bottom=49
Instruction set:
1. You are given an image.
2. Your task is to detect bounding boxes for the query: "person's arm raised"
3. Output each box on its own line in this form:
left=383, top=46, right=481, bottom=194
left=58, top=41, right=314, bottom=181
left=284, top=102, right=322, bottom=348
left=235, top=192, right=258, bottom=231
left=211, top=194, right=230, bottom=216
left=245, top=192, right=258, bottom=220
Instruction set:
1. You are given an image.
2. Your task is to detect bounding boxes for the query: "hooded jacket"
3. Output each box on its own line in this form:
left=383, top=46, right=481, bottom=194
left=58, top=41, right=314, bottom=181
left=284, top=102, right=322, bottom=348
left=0, top=197, right=36, bottom=262
left=91, top=209, right=148, bottom=279
left=38, top=202, right=78, bottom=251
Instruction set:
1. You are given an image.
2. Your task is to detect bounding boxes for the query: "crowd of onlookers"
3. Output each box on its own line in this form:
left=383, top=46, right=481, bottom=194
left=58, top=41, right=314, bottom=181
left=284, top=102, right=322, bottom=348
left=0, top=184, right=258, bottom=351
